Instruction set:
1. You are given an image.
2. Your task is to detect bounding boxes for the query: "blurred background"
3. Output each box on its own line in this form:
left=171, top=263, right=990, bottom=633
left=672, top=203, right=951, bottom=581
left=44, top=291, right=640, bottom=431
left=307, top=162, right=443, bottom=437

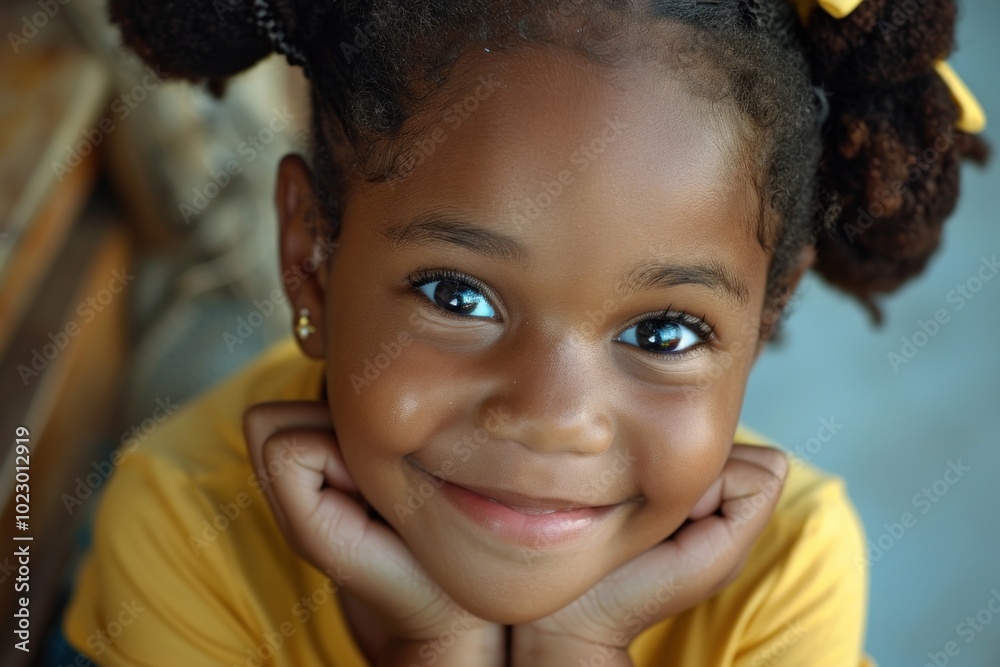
left=742, top=2, right=1000, bottom=665
left=0, top=0, right=995, bottom=665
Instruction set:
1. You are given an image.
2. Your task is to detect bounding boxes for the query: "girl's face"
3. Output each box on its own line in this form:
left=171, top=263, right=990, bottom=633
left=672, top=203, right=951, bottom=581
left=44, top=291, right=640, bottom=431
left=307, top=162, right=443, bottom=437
left=279, top=42, right=800, bottom=623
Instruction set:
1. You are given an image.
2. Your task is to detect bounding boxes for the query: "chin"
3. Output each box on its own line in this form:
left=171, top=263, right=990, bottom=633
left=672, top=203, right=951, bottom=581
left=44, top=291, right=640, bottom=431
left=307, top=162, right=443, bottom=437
left=440, top=574, right=588, bottom=625
left=413, top=545, right=614, bottom=625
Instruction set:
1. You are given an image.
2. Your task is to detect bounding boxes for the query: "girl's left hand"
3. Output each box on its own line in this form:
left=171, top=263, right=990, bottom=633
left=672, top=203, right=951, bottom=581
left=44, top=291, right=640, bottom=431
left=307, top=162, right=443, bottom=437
left=511, top=443, right=789, bottom=667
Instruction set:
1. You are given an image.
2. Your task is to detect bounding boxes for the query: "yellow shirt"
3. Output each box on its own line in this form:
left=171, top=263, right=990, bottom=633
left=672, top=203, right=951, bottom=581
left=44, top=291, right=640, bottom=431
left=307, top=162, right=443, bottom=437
left=64, top=336, right=876, bottom=666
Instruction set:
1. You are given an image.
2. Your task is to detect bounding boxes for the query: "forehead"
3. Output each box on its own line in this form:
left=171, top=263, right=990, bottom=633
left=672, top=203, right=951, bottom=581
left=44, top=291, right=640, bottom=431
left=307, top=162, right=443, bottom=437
left=350, top=40, right=767, bottom=295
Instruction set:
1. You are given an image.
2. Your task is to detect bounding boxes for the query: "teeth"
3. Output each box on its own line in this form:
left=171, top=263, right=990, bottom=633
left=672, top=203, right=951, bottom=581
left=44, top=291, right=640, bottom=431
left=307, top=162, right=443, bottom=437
left=511, top=506, right=569, bottom=515
left=485, top=498, right=566, bottom=514
left=512, top=507, right=558, bottom=515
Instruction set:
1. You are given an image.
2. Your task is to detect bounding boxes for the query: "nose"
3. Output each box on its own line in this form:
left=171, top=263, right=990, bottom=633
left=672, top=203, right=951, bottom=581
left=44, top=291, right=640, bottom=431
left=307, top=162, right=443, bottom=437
left=479, top=335, right=614, bottom=456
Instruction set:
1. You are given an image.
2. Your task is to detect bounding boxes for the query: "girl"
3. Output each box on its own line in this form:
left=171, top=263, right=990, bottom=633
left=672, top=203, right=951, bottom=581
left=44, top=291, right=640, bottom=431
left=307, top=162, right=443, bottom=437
left=63, top=0, right=988, bottom=665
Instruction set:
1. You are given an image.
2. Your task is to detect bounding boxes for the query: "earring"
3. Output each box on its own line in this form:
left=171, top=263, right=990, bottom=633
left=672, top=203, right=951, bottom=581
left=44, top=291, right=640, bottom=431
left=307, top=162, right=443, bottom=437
left=295, top=308, right=317, bottom=341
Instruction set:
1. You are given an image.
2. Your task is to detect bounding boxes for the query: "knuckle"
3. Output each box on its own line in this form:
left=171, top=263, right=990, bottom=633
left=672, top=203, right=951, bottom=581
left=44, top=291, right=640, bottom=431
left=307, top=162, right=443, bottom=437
left=759, top=447, right=789, bottom=481
left=261, top=435, right=289, bottom=464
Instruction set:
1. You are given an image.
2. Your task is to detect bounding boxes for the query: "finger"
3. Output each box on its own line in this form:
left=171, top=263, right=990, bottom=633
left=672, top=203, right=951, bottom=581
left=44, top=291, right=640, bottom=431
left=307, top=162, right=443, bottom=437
left=259, top=426, right=356, bottom=536
left=671, top=456, right=786, bottom=581
left=688, top=444, right=787, bottom=520
left=596, top=456, right=786, bottom=629
left=728, top=443, right=789, bottom=477
left=243, top=401, right=355, bottom=536
left=244, top=401, right=358, bottom=489
left=265, top=429, right=451, bottom=634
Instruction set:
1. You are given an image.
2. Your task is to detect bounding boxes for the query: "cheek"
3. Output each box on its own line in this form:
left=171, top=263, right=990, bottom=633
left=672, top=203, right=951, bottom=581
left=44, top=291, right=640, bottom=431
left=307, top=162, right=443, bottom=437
left=324, top=253, right=427, bottom=456
left=327, top=351, right=427, bottom=460
left=326, top=321, right=467, bottom=487
left=628, top=383, right=746, bottom=522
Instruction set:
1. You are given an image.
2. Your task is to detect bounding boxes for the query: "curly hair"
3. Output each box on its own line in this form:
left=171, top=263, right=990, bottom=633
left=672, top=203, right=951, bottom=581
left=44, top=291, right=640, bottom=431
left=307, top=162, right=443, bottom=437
left=108, top=0, right=989, bottom=329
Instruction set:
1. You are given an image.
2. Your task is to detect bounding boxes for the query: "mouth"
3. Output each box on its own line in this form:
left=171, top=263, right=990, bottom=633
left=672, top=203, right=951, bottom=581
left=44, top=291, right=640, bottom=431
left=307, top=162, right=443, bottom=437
left=408, top=461, right=636, bottom=547
left=449, top=479, right=612, bottom=514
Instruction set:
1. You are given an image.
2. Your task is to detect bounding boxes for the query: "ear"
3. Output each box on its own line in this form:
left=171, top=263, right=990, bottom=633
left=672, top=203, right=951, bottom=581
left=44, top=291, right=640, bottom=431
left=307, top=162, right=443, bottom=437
left=752, top=243, right=815, bottom=363
left=276, top=153, right=337, bottom=359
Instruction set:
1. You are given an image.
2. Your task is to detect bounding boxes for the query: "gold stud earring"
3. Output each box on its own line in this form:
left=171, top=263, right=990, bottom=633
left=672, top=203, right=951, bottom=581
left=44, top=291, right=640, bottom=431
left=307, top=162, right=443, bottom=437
left=295, top=308, right=317, bottom=341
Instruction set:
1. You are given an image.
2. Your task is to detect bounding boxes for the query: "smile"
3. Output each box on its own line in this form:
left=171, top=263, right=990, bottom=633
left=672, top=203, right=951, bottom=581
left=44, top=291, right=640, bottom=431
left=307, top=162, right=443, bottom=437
left=409, top=462, right=633, bottom=548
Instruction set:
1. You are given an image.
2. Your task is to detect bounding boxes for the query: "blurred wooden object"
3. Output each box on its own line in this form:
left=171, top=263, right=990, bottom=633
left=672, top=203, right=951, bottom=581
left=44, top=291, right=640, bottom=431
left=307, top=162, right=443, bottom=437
left=0, top=215, right=130, bottom=667
left=0, top=31, right=109, bottom=352
left=0, top=40, right=108, bottom=275
left=0, top=6, right=131, bottom=667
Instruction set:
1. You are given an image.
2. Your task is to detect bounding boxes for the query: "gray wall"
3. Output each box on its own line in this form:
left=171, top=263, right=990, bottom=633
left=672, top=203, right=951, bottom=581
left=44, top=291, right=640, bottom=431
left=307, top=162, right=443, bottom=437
left=740, top=1, right=1000, bottom=664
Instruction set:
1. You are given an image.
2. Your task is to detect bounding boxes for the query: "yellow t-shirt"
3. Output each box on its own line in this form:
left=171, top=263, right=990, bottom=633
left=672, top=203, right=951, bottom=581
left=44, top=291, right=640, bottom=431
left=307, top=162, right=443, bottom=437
left=63, top=336, right=876, bottom=666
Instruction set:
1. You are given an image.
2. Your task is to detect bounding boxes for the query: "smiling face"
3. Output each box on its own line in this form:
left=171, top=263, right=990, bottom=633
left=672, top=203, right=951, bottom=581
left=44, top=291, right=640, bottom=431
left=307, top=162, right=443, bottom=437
left=277, top=40, right=804, bottom=624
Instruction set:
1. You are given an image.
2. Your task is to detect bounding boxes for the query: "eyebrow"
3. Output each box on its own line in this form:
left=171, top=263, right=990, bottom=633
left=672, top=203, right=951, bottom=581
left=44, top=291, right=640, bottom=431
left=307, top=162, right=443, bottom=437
left=381, top=213, right=750, bottom=308
left=382, top=211, right=529, bottom=264
left=616, top=260, right=749, bottom=308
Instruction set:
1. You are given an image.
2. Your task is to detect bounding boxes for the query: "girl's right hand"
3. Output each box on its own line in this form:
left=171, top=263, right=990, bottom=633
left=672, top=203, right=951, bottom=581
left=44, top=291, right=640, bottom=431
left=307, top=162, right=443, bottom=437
left=242, top=400, right=505, bottom=667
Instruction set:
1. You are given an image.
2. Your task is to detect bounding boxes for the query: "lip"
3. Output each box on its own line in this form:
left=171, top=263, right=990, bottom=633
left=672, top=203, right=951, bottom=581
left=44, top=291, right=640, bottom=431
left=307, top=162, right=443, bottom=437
left=450, top=479, right=600, bottom=512
left=410, top=463, right=632, bottom=548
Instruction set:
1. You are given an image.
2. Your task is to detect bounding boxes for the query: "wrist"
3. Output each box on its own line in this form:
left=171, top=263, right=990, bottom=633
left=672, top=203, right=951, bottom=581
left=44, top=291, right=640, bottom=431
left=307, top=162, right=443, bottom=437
left=380, top=625, right=505, bottom=667
left=512, top=627, right=633, bottom=667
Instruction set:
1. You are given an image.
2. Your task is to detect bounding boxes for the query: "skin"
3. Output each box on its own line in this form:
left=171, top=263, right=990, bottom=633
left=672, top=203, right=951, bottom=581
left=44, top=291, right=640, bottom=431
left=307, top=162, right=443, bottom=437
left=248, top=39, right=814, bottom=664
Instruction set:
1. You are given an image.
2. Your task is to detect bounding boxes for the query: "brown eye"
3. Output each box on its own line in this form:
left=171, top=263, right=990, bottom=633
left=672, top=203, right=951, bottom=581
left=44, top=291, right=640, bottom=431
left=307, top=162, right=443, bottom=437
left=413, top=275, right=497, bottom=318
left=635, top=320, right=683, bottom=352
left=617, top=316, right=705, bottom=355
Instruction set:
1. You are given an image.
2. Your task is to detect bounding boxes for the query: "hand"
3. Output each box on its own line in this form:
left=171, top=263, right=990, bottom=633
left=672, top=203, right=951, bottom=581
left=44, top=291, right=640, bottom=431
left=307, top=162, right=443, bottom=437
left=243, top=400, right=505, bottom=667
left=511, top=443, right=789, bottom=666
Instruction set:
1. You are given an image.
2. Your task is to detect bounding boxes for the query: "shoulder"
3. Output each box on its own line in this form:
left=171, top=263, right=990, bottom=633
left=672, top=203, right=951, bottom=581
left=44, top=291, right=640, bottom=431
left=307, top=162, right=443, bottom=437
left=726, top=424, right=872, bottom=664
left=631, top=424, right=874, bottom=666
left=734, top=421, right=865, bottom=557
left=62, top=449, right=259, bottom=664
left=62, top=338, right=338, bottom=665
left=134, top=335, right=325, bottom=474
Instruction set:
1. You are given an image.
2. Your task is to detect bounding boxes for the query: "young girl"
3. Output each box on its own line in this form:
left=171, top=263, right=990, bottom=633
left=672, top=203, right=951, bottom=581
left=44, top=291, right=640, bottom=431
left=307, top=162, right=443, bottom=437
left=63, top=0, right=988, bottom=665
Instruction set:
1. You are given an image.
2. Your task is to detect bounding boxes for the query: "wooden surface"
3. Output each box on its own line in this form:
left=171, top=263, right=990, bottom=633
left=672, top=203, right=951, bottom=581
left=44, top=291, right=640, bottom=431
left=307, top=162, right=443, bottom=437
left=0, top=8, right=131, bottom=666
left=0, top=153, right=98, bottom=355
left=0, top=215, right=130, bottom=667
left=0, top=43, right=108, bottom=274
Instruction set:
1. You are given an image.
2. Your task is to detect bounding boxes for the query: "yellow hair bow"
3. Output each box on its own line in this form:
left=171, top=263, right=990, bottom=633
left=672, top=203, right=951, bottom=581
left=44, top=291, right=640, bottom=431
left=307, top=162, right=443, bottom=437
left=789, top=0, right=986, bottom=133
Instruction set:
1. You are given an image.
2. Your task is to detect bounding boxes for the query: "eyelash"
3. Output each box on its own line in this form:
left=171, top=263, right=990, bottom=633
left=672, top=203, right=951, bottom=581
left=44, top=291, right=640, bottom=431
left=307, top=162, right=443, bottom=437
left=408, top=267, right=501, bottom=321
left=616, top=305, right=716, bottom=362
left=406, top=267, right=717, bottom=359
